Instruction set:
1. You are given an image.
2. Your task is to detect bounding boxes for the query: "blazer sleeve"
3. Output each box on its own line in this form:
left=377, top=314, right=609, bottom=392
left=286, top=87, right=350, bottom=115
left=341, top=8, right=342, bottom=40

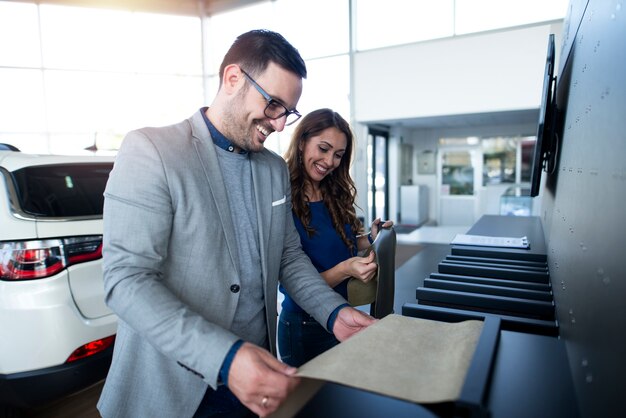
left=102, top=130, right=239, bottom=388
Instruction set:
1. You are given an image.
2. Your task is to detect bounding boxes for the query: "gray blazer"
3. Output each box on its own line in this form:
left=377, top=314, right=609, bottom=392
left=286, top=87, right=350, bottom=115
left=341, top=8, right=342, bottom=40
left=97, top=110, right=347, bottom=418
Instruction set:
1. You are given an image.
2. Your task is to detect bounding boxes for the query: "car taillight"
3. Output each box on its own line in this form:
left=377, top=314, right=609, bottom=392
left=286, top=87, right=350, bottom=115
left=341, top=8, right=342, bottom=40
left=66, top=335, right=116, bottom=363
left=0, top=236, right=103, bottom=281
left=65, top=236, right=103, bottom=264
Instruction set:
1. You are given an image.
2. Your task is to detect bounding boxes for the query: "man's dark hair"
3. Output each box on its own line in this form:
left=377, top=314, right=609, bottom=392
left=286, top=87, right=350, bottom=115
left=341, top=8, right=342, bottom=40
left=219, top=29, right=307, bottom=84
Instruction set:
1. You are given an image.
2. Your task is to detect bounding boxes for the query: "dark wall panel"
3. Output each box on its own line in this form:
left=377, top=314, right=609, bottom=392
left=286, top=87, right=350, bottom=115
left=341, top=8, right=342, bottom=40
left=542, top=1, right=626, bottom=417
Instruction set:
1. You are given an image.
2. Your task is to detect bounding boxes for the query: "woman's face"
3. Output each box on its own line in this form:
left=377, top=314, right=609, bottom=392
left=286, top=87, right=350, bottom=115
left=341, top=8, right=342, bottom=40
left=300, top=126, right=347, bottom=185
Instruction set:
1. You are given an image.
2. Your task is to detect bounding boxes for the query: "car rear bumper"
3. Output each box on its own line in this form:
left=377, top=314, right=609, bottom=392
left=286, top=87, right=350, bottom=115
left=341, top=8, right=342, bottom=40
left=1, top=274, right=117, bottom=374
left=0, top=345, right=113, bottom=409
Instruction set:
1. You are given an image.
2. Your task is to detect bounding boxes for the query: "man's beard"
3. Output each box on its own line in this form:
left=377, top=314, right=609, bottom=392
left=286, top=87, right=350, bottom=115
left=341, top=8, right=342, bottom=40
left=220, top=90, right=259, bottom=152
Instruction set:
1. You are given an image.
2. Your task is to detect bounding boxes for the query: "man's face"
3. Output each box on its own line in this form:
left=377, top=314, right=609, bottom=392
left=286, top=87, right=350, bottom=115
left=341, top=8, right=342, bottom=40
left=222, top=62, right=303, bottom=153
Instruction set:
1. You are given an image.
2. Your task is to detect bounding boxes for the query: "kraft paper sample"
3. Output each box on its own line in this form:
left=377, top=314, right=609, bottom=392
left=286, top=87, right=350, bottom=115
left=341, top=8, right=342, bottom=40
left=270, top=314, right=483, bottom=418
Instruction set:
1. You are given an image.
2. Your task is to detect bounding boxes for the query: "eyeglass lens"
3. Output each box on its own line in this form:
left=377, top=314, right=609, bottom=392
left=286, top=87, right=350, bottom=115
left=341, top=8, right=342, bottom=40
left=265, top=102, right=300, bottom=125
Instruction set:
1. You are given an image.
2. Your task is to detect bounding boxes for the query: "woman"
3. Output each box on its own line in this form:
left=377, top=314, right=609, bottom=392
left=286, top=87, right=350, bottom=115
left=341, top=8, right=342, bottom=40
left=278, top=108, right=392, bottom=367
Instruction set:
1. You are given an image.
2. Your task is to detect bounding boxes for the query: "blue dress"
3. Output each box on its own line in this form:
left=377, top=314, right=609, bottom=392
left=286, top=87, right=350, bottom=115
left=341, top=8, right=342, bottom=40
left=278, top=201, right=357, bottom=367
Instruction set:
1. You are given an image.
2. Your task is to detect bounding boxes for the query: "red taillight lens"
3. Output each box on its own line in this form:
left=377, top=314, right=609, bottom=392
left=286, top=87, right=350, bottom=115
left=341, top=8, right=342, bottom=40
left=65, top=237, right=103, bottom=265
left=16, top=248, right=51, bottom=263
left=0, top=236, right=102, bottom=281
left=66, top=335, right=116, bottom=363
left=0, top=240, right=65, bottom=280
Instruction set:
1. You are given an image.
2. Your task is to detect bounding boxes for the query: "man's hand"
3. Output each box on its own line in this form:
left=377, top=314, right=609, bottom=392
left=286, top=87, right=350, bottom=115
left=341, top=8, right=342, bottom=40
left=228, top=343, right=300, bottom=417
left=332, top=306, right=377, bottom=342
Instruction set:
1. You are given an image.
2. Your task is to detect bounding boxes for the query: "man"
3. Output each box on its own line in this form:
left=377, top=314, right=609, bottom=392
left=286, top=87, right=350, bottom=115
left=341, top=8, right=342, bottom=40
left=97, top=29, right=375, bottom=418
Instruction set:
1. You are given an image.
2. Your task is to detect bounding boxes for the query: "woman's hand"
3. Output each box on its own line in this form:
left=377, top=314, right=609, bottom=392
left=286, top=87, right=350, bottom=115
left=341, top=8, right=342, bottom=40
left=343, top=251, right=377, bottom=283
left=370, top=218, right=394, bottom=241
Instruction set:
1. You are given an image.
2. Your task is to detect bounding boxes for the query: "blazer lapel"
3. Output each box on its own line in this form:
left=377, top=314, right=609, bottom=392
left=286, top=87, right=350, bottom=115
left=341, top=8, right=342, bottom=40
left=189, top=111, right=241, bottom=273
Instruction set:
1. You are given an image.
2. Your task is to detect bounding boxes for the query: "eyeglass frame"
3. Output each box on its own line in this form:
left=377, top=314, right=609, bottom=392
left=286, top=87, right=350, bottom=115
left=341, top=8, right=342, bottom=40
left=240, top=68, right=302, bottom=126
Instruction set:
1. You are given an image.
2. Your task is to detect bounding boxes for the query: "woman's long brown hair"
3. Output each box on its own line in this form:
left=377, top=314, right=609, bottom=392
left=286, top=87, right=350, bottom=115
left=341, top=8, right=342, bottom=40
left=283, top=108, right=363, bottom=252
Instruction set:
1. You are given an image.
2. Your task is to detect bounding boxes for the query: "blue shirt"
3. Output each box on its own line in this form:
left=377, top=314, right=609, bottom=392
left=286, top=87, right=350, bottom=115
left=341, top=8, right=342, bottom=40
left=280, top=200, right=358, bottom=313
left=200, top=106, right=246, bottom=154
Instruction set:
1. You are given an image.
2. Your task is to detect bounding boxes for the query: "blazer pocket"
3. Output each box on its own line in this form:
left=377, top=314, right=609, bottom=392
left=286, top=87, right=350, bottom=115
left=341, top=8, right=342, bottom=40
left=272, top=195, right=287, bottom=206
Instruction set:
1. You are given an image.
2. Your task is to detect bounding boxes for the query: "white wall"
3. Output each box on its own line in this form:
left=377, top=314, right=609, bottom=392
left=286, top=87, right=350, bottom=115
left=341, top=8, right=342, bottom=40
left=408, top=131, right=439, bottom=223
left=351, top=21, right=562, bottom=224
left=353, top=22, right=563, bottom=122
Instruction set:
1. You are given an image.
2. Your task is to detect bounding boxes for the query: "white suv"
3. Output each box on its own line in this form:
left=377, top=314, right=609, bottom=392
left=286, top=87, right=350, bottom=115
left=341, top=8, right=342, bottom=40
left=0, top=148, right=117, bottom=415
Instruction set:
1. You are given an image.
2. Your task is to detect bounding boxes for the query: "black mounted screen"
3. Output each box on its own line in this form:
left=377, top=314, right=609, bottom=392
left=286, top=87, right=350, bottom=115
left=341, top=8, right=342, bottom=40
left=530, top=34, right=556, bottom=197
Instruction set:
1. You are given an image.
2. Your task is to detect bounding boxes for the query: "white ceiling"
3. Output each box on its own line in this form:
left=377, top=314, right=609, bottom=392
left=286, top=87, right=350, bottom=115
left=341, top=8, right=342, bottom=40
left=364, top=109, right=539, bottom=131
left=9, top=0, right=261, bottom=16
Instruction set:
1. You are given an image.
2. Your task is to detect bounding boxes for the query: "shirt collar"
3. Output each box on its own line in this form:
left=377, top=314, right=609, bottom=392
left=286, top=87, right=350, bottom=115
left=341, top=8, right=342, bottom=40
left=200, top=106, right=248, bottom=155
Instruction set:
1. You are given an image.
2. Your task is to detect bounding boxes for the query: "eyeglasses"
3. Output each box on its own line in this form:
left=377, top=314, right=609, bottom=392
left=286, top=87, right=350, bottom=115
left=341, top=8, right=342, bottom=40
left=240, top=69, right=302, bottom=126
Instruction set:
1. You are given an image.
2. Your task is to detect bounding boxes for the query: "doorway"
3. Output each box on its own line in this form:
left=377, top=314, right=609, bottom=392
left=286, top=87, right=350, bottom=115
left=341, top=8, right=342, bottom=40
left=367, top=127, right=389, bottom=223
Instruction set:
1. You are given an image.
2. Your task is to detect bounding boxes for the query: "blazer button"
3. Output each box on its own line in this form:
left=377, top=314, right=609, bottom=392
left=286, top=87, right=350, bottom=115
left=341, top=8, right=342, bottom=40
left=230, top=284, right=240, bottom=293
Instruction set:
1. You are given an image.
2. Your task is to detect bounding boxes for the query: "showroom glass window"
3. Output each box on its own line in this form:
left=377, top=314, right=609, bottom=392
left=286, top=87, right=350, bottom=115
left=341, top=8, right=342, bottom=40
left=0, top=2, right=203, bottom=153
